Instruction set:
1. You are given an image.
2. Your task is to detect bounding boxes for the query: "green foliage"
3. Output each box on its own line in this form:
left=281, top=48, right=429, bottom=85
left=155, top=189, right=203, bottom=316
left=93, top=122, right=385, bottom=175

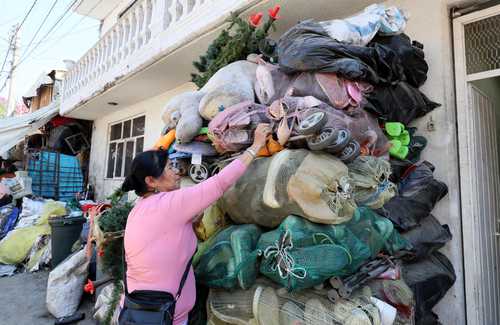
left=191, top=12, right=277, bottom=88
left=99, top=189, right=133, bottom=283
left=103, top=280, right=123, bottom=325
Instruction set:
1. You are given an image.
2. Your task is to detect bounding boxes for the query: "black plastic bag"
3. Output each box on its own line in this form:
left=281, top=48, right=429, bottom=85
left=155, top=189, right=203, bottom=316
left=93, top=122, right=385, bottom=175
left=277, top=20, right=405, bottom=85
left=365, top=82, right=441, bottom=124
left=377, top=161, right=448, bottom=230
left=402, top=215, right=452, bottom=259
left=402, top=252, right=456, bottom=325
left=390, top=159, right=414, bottom=184
left=370, top=34, right=429, bottom=88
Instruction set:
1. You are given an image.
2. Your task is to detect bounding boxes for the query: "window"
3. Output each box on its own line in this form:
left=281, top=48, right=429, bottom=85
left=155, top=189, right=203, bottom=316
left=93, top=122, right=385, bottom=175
left=106, top=115, right=145, bottom=179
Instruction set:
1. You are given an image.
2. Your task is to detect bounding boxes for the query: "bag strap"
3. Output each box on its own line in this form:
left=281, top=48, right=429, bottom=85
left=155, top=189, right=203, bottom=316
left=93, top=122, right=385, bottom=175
left=122, top=242, right=193, bottom=300
left=122, top=243, right=129, bottom=295
left=175, top=256, right=193, bottom=301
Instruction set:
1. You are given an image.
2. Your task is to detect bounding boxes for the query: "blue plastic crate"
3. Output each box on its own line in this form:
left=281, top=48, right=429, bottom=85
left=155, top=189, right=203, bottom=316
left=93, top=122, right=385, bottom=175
left=27, top=151, right=84, bottom=201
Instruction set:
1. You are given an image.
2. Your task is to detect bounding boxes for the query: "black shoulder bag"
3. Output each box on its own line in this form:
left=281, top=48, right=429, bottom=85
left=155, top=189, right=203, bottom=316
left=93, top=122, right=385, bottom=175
left=118, top=249, right=193, bottom=325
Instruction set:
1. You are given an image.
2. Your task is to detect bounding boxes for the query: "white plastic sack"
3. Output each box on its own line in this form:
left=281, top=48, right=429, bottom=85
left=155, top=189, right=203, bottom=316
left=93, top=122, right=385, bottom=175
left=16, top=197, right=47, bottom=228
left=1, top=177, right=32, bottom=199
left=20, top=197, right=45, bottom=218
left=46, top=249, right=89, bottom=318
left=15, top=215, right=41, bottom=229
left=319, top=4, right=407, bottom=46
left=94, top=283, right=121, bottom=324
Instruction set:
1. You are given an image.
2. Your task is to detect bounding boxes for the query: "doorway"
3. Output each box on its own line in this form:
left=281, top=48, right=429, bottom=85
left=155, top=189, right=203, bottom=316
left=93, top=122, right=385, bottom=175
left=453, top=4, right=500, bottom=325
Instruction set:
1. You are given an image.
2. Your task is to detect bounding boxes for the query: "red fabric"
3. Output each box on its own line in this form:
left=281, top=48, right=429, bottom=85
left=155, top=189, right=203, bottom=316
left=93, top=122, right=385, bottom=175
left=50, top=116, right=75, bottom=128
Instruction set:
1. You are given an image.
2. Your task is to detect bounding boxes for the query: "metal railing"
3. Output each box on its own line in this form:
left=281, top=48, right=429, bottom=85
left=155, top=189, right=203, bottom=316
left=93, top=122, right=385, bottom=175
left=61, top=0, right=256, bottom=116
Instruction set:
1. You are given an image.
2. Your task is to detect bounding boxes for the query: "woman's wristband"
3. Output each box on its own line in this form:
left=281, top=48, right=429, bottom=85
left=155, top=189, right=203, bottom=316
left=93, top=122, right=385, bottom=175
left=245, top=147, right=257, bottom=158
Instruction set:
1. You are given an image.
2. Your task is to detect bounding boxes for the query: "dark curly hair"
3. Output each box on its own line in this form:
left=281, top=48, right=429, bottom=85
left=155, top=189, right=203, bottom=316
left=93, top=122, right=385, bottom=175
left=121, top=150, right=169, bottom=196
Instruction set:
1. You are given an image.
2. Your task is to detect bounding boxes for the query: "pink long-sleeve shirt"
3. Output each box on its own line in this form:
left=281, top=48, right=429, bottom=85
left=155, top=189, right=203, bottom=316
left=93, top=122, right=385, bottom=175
left=123, top=159, right=247, bottom=324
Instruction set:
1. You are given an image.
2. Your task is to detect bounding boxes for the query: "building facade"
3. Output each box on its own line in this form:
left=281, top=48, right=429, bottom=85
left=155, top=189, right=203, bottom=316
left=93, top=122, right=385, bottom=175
left=60, top=0, right=500, bottom=323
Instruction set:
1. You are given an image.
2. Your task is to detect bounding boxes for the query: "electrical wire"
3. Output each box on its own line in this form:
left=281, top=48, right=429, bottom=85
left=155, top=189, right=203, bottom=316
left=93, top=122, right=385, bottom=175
left=28, top=24, right=100, bottom=60
left=0, top=32, right=15, bottom=94
left=2, top=0, right=103, bottom=95
left=0, top=0, right=39, bottom=92
left=0, top=74, right=10, bottom=93
left=19, top=0, right=60, bottom=63
left=15, top=0, right=79, bottom=67
left=15, top=0, right=104, bottom=68
left=17, top=0, right=40, bottom=31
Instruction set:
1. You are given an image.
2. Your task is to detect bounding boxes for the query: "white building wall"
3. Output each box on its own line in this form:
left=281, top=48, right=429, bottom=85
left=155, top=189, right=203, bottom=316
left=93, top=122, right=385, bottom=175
left=88, top=83, right=196, bottom=199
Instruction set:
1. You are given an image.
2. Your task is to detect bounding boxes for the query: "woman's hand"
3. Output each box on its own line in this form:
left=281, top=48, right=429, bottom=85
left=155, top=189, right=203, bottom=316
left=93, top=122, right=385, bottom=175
left=239, top=123, right=272, bottom=166
left=252, top=123, right=272, bottom=151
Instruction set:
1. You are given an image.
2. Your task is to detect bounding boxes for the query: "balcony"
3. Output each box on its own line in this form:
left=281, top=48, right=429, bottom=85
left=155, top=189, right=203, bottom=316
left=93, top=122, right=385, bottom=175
left=61, top=0, right=375, bottom=119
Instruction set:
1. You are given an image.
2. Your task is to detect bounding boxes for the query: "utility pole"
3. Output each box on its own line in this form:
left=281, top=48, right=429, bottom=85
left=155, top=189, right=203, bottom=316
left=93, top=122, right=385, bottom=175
left=6, top=24, right=20, bottom=117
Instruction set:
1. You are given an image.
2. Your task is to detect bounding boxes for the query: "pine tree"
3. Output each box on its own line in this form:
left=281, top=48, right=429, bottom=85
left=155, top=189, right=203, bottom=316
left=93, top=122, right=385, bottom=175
left=191, top=9, right=279, bottom=88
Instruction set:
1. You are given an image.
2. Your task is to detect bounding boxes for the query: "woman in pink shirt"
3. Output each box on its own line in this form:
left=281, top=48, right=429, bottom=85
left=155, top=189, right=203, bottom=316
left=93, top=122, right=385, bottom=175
left=119, top=124, right=271, bottom=325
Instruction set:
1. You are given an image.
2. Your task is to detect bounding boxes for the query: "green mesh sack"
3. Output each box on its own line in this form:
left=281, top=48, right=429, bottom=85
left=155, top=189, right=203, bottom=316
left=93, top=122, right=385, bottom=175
left=348, top=156, right=397, bottom=209
left=259, top=232, right=351, bottom=291
left=230, top=225, right=262, bottom=289
left=256, top=212, right=409, bottom=291
left=258, top=216, right=372, bottom=278
left=257, top=217, right=353, bottom=291
left=346, top=207, right=410, bottom=256
left=194, top=225, right=261, bottom=289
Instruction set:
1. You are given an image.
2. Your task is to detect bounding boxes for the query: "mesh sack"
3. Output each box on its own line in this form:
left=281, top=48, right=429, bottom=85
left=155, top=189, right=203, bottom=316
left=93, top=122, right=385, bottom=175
left=256, top=211, right=408, bottom=291
left=346, top=207, right=410, bottom=256
left=208, top=278, right=382, bottom=325
left=231, top=225, right=263, bottom=289
left=348, top=156, right=396, bottom=209
left=195, top=225, right=261, bottom=289
left=209, top=287, right=258, bottom=324
left=259, top=239, right=351, bottom=291
left=257, top=215, right=371, bottom=276
left=220, top=149, right=357, bottom=228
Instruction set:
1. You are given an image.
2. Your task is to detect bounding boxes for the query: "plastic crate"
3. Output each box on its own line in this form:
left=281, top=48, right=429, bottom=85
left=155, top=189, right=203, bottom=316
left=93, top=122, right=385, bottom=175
left=27, top=150, right=84, bottom=201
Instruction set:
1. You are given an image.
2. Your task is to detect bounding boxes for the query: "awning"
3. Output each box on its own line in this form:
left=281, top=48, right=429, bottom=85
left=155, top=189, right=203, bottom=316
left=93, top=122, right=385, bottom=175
left=0, top=102, right=59, bottom=158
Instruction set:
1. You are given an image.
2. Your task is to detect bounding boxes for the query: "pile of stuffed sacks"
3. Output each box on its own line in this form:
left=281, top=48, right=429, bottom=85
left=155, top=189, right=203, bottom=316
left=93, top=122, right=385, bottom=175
left=157, top=4, right=455, bottom=325
left=0, top=197, right=69, bottom=276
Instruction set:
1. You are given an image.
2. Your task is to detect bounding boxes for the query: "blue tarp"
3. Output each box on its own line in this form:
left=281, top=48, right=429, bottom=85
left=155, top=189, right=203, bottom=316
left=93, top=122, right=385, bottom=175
left=0, top=207, right=19, bottom=239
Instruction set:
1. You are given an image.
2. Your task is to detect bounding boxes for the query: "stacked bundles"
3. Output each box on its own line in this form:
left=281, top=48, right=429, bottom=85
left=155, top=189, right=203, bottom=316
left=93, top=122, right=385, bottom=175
left=159, top=4, right=454, bottom=325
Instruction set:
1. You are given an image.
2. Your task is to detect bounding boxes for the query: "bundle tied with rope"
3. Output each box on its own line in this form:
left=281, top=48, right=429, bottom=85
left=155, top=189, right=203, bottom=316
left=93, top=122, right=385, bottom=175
left=348, top=156, right=397, bottom=209
left=256, top=211, right=410, bottom=292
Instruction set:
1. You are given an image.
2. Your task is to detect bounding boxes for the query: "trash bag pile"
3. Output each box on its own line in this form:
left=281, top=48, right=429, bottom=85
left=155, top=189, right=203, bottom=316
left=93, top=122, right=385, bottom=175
left=155, top=4, right=454, bottom=325
left=0, top=196, right=91, bottom=276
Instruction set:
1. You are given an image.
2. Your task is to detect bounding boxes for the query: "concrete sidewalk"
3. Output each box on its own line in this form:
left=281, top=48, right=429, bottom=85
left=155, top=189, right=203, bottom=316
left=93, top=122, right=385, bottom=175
left=0, top=271, right=95, bottom=325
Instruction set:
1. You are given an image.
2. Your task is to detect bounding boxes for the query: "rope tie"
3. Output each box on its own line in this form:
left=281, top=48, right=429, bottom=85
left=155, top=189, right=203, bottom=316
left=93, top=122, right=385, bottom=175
left=263, top=230, right=306, bottom=280
left=358, top=178, right=394, bottom=206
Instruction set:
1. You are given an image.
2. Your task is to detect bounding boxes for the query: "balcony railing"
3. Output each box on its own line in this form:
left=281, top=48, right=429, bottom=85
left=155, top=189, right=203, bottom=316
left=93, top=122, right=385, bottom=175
left=61, top=0, right=256, bottom=116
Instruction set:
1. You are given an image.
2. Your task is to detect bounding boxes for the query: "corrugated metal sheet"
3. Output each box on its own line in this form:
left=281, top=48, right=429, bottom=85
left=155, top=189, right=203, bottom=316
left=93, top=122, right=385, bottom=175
left=467, top=84, right=500, bottom=324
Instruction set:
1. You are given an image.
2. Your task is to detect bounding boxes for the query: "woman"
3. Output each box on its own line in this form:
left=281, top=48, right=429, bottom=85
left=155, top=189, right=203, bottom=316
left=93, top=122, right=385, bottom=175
left=120, top=124, right=271, bottom=325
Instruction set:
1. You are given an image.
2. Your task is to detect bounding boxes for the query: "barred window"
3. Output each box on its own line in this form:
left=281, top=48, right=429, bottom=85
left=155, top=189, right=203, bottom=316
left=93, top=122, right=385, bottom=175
left=106, top=115, right=145, bottom=179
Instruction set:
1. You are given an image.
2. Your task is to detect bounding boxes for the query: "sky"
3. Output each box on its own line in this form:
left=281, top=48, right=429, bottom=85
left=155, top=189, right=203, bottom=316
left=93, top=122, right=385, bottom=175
left=0, top=0, right=100, bottom=104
